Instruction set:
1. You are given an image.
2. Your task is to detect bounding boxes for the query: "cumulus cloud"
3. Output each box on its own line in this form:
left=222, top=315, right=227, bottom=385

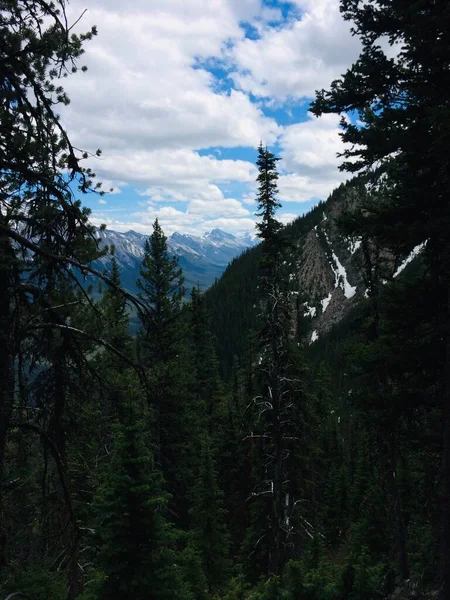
left=188, top=198, right=250, bottom=217
left=91, top=206, right=257, bottom=238
left=86, top=149, right=257, bottom=206
left=229, top=0, right=361, bottom=101
left=62, top=0, right=280, bottom=155
left=276, top=112, right=350, bottom=202
left=57, top=0, right=357, bottom=235
left=278, top=212, right=299, bottom=225
left=142, top=150, right=254, bottom=189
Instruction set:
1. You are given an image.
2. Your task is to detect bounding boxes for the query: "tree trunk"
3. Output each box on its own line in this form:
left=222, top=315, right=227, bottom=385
left=0, top=233, right=15, bottom=571
left=439, top=284, right=450, bottom=600
left=270, top=377, right=282, bottom=576
left=388, top=438, right=409, bottom=582
left=51, top=356, right=81, bottom=600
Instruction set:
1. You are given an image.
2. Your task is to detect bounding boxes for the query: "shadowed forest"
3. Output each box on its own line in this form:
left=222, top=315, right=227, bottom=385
left=1, top=1, right=450, bottom=599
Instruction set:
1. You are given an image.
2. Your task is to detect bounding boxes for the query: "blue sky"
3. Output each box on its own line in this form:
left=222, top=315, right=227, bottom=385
left=61, top=0, right=362, bottom=237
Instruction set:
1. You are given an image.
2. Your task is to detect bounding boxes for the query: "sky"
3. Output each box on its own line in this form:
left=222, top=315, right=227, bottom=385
left=60, top=0, right=363, bottom=238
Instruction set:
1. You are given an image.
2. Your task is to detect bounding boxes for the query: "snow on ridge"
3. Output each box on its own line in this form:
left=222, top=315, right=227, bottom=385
left=323, top=231, right=357, bottom=299
left=393, top=242, right=426, bottom=277
left=349, top=239, right=361, bottom=254
left=305, top=305, right=317, bottom=318
left=321, top=292, right=332, bottom=313
left=310, top=330, right=319, bottom=343
left=331, top=251, right=357, bottom=298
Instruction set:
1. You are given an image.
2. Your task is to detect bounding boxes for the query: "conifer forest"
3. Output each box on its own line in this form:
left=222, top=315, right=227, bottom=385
left=1, top=1, right=450, bottom=599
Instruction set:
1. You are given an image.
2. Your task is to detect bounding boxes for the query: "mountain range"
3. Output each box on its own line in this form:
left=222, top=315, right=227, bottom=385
left=93, top=227, right=257, bottom=294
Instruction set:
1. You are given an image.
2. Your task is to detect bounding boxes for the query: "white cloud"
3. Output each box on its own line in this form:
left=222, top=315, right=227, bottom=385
left=86, top=149, right=256, bottom=204
left=131, top=192, right=252, bottom=235
left=91, top=205, right=256, bottom=238
left=62, top=0, right=280, bottom=156
left=188, top=197, right=249, bottom=217
left=281, top=113, right=347, bottom=176
left=56, top=0, right=359, bottom=235
left=98, top=199, right=107, bottom=205
left=279, top=212, right=299, bottom=225
left=277, top=112, right=350, bottom=202
left=228, top=0, right=361, bottom=101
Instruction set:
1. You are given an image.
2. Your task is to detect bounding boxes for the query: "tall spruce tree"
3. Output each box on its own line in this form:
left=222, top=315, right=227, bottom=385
left=188, top=286, right=230, bottom=590
left=94, top=394, right=184, bottom=600
left=136, top=218, right=191, bottom=525
left=137, top=219, right=185, bottom=365
left=98, top=258, right=131, bottom=353
left=248, top=144, right=302, bottom=576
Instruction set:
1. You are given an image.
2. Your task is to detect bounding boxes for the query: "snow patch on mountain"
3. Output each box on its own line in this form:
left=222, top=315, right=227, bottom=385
left=393, top=242, right=426, bottom=277
left=304, top=305, right=317, bottom=318
left=348, top=238, right=361, bottom=254
left=331, top=250, right=357, bottom=299
left=321, top=293, right=332, bottom=313
left=322, top=230, right=357, bottom=299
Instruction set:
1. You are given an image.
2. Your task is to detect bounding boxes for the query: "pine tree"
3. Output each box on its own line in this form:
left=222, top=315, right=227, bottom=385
left=98, top=258, right=131, bottom=352
left=247, top=144, right=304, bottom=576
left=136, top=218, right=194, bottom=530
left=0, top=2, right=103, bottom=569
left=95, top=394, right=184, bottom=600
left=190, top=285, right=225, bottom=438
left=310, top=2, right=450, bottom=594
left=136, top=218, right=185, bottom=452
left=137, top=218, right=185, bottom=365
left=189, top=434, right=230, bottom=594
left=187, top=286, right=231, bottom=590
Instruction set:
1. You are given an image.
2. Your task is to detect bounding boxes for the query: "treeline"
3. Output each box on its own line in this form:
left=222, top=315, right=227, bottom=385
left=1, top=1, right=450, bottom=599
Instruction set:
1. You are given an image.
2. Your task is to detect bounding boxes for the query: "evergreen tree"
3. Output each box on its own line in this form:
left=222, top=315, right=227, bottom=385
left=189, top=434, right=230, bottom=594
left=190, top=285, right=225, bottom=438
left=136, top=218, right=184, bottom=453
left=137, top=218, right=185, bottom=365
left=0, top=2, right=104, bottom=570
left=95, top=394, right=184, bottom=600
left=98, top=258, right=131, bottom=352
left=255, top=143, right=282, bottom=247
left=136, top=218, right=194, bottom=529
left=247, top=143, right=305, bottom=576
left=187, top=286, right=231, bottom=590
left=311, top=1, right=450, bottom=593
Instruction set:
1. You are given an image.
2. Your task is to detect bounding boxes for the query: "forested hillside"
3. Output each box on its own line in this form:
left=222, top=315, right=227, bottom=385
left=1, top=2, right=450, bottom=600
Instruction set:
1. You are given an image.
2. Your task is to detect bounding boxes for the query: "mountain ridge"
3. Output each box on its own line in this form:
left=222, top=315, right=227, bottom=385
left=205, top=179, right=423, bottom=378
left=93, top=226, right=257, bottom=294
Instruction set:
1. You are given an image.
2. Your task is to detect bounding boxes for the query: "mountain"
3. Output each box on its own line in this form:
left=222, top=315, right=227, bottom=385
left=92, top=227, right=257, bottom=295
left=205, top=179, right=423, bottom=378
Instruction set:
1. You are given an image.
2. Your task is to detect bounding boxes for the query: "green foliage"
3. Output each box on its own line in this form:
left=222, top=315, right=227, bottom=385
left=179, top=542, right=208, bottom=600
left=189, top=434, right=230, bottom=593
left=2, top=564, right=66, bottom=600
left=94, top=398, right=185, bottom=600
left=248, top=577, right=285, bottom=600
left=255, top=143, right=282, bottom=244
left=1, top=3, right=448, bottom=596
left=222, top=576, right=250, bottom=600
left=137, top=218, right=185, bottom=363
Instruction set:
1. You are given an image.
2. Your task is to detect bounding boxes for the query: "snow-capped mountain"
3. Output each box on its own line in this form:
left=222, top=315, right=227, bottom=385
left=93, top=227, right=257, bottom=294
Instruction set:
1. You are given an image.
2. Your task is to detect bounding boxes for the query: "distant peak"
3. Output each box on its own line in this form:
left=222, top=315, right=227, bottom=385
left=204, top=228, right=236, bottom=241
left=239, top=231, right=258, bottom=242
